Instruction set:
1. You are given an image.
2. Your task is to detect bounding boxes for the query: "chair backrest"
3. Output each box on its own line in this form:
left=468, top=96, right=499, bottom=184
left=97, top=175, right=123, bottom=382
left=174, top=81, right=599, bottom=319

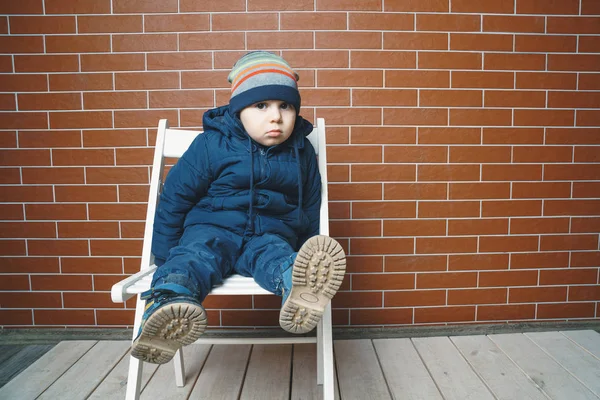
left=140, top=118, right=328, bottom=270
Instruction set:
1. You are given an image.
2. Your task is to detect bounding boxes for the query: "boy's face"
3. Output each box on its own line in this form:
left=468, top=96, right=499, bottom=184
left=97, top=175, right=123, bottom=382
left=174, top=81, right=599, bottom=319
left=239, top=100, right=296, bottom=147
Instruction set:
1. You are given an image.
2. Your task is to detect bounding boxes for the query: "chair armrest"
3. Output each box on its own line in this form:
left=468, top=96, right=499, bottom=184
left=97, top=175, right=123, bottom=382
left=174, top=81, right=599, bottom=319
left=111, top=265, right=157, bottom=303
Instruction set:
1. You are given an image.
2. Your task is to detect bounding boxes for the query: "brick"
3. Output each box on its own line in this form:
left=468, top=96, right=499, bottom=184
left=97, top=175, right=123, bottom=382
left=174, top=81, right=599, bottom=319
left=418, top=201, right=480, bottom=218
left=0, top=168, right=21, bottom=184
left=61, top=257, right=122, bottom=273
left=386, top=70, right=449, bottom=88
left=91, top=239, right=142, bottom=256
left=28, top=239, right=89, bottom=256
left=572, top=217, right=600, bottom=233
left=14, top=55, right=79, bottom=73
left=0, top=56, right=12, bottom=72
left=538, top=302, right=597, bottom=319
left=482, top=200, right=542, bottom=217
left=18, top=93, right=81, bottom=111
left=329, top=146, right=381, bottom=164
left=548, top=54, right=600, bottom=72
left=280, top=50, right=348, bottom=69
left=418, top=165, right=480, bottom=182
left=384, top=219, right=446, bottom=236
left=0, top=112, right=48, bottom=130
left=182, top=71, right=244, bottom=89
left=417, top=271, right=477, bottom=289
left=353, top=89, right=416, bottom=106
left=346, top=256, right=383, bottom=273
left=510, top=252, right=569, bottom=269
left=352, top=127, right=414, bottom=145
left=514, top=146, right=574, bottom=163
left=450, top=146, right=511, bottom=163
left=248, top=31, right=313, bottom=50
left=517, top=0, right=580, bottom=15
left=0, top=186, right=53, bottom=202
left=510, top=217, right=570, bottom=234
left=180, top=0, right=245, bottom=11
left=449, top=183, right=510, bottom=200
left=516, top=72, right=577, bottom=90
left=385, top=0, right=449, bottom=12
left=0, top=205, right=24, bottom=220
left=449, top=254, right=508, bottom=271
left=448, top=288, right=508, bottom=305
left=452, top=0, right=513, bottom=13
left=509, top=287, right=567, bottom=303
left=573, top=182, right=600, bottom=198
left=10, top=16, right=75, bottom=34
left=149, top=90, right=213, bottom=109
left=578, top=110, right=600, bottom=127
left=579, top=36, right=600, bottom=53
left=448, top=218, right=508, bottom=235
left=83, top=129, right=146, bottom=148
left=540, top=268, right=598, bottom=285
left=81, top=54, right=145, bottom=72
left=478, top=304, right=536, bottom=321
left=451, top=109, right=512, bottom=126
left=479, top=236, right=539, bottom=253
left=113, top=0, right=177, bottom=13
left=182, top=32, right=246, bottom=51
left=417, top=14, right=479, bottom=31
left=569, top=286, right=600, bottom=301
left=0, top=93, right=15, bottom=110
left=46, top=35, right=110, bottom=53
left=516, top=35, right=577, bottom=53
left=0, top=0, right=43, bottom=14
left=541, top=235, right=598, bottom=251
left=480, top=270, right=538, bottom=287
left=351, top=308, right=412, bottom=325
left=147, top=52, right=211, bottom=70
left=547, top=17, right=600, bottom=34
left=350, top=51, right=415, bottom=69
left=0, top=131, right=16, bottom=148
left=96, top=309, right=135, bottom=326
left=451, top=33, right=513, bottom=51
left=54, top=185, right=117, bottom=202
left=483, top=16, right=546, bottom=34
left=418, top=127, right=480, bottom=144
left=384, top=32, right=448, bottom=50
left=302, top=89, right=350, bottom=107
left=385, top=290, right=445, bottom=307
left=25, top=204, right=87, bottom=220
left=385, top=146, right=447, bottom=163
left=544, top=164, right=600, bottom=181
left=571, top=252, right=600, bottom=268
left=318, top=69, right=382, bottom=87
left=115, top=110, right=179, bottom=129
left=482, top=165, right=542, bottom=181
left=384, top=108, right=448, bottom=126
left=35, top=310, right=96, bottom=326
left=58, top=222, right=119, bottom=238
left=63, top=292, right=121, bottom=309
left=350, top=13, right=412, bottom=31
left=452, top=71, right=514, bottom=89
left=88, top=204, right=147, bottom=220
left=0, top=149, right=50, bottom=166
left=50, top=73, right=113, bottom=91
left=417, top=237, right=477, bottom=254
left=0, top=240, right=26, bottom=255
left=333, top=291, right=383, bottom=308
left=0, top=36, right=43, bottom=53
left=116, top=148, right=153, bottom=166
left=78, top=15, right=143, bottom=33
left=415, top=306, right=475, bottom=323
left=386, top=255, right=447, bottom=272
left=213, top=13, right=278, bottom=31
left=84, top=91, right=147, bottom=110
left=45, top=0, right=111, bottom=14
left=113, top=34, right=177, bottom=52
left=352, top=165, right=415, bottom=182
left=317, top=108, right=381, bottom=125
left=351, top=238, right=414, bottom=255
left=117, top=186, right=148, bottom=204
left=86, top=167, right=148, bottom=184
left=52, top=149, right=114, bottom=166
left=0, top=222, right=55, bottom=239
left=582, top=0, right=600, bottom=14
left=351, top=201, right=414, bottom=218
left=317, top=0, right=381, bottom=11
left=49, top=111, right=112, bottom=130
left=0, top=310, right=32, bottom=325
left=0, top=292, right=61, bottom=308
left=31, top=274, right=92, bottom=291
left=575, top=147, right=600, bottom=163
left=121, top=221, right=144, bottom=238
left=484, top=53, right=545, bottom=71
left=329, top=220, right=381, bottom=238
left=544, top=200, right=600, bottom=216
left=419, top=89, right=482, bottom=107
left=384, top=183, right=447, bottom=200
left=486, top=90, right=546, bottom=108
left=352, top=273, right=413, bottom=290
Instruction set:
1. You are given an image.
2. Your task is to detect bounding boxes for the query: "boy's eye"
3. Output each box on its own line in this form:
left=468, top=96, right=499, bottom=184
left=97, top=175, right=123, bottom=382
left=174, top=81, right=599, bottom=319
left=255, top=102, right=267, bottom=109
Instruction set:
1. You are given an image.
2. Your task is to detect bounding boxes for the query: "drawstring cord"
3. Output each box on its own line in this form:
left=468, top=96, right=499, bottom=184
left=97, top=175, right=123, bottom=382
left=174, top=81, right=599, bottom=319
left=294, top=143, right=303, bottom=224
left=248, top=137, right=255, bottom=231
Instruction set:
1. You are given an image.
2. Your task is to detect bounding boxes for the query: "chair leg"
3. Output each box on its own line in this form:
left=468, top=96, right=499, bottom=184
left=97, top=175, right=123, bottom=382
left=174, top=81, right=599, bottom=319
left=125, top=356, right=143, bottom=400
left=173, top=348, right=186, bottom=387
left=319, top=303, right=335, bottom=400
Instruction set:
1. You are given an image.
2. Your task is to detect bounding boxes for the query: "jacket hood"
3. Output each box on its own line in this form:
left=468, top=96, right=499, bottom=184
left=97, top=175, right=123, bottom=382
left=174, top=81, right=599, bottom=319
left=202, top=104, right=314, bottom=149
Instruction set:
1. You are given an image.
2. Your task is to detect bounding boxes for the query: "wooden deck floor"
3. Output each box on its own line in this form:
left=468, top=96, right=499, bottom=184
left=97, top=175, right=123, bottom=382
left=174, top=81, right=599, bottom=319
left=1, top=330, right=599, bottom=399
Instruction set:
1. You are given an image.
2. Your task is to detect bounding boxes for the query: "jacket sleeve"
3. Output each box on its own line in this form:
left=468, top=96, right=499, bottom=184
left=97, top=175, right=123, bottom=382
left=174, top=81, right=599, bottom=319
left=151, top=135, right=212, bottom=266
left=298, top=141, right=322, bottom=248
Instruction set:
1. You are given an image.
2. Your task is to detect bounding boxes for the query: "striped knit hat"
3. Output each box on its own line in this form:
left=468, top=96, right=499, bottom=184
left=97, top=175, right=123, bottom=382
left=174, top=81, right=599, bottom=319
left=228, top=51, right=301, bottom=115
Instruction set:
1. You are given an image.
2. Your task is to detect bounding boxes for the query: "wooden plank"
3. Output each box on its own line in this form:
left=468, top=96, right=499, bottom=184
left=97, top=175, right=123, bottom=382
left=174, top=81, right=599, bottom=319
left=0, top=345, right=53, bottom=388
left=562, top=330, right=600, bottom=359
left=335, top=339, right=391, bottom=400
left=451, top=335, right=549, bottom=400
left=37, top=340, right=130, bottom=399
left=140, top=344, right=211, bottom=399
left=0, top=340, right=96, bottom=399
left=373, top=338, right=443, bottom=400
left=89, top=352, right=160, bottom=399
left=490, top=333, right=598, bottom=400
left=412, top=336, right=495, bottom=400
left=188, top=344, right=251, bottom=400
left=291, top=343, right=340, bottom=400
left=526, top=331, right=600, bottom=397
left=240, top=344, right=292, bottom=400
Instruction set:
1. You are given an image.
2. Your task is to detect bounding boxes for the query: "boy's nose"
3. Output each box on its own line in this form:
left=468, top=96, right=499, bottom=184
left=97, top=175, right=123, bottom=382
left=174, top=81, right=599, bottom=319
left=269, top=104, right=283, bottom=122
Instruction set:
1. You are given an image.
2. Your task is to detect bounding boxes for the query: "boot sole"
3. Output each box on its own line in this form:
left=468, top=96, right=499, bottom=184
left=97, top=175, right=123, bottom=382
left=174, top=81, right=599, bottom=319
left=280, top=235, right=346, bottom=334
left=131, top=302, right=207, bottom=364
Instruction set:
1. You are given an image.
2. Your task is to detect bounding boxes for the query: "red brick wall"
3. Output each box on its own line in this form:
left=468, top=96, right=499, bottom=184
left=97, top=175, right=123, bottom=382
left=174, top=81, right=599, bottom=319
left=1, top=0, right=599, bottom=328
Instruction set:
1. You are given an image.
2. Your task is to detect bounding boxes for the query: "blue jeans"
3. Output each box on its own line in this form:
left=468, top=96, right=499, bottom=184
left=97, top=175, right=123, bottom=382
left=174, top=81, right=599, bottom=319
left=151, top=224, right=296, bottom=302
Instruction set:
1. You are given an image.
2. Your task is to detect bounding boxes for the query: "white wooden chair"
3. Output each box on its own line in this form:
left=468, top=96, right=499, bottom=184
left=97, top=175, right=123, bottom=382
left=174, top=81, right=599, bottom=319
left=111, top=118, right=335, bottom=399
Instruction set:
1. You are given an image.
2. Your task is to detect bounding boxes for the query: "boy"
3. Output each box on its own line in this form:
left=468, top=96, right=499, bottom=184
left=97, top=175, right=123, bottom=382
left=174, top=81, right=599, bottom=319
left=131, top=51, right=346, bottom=364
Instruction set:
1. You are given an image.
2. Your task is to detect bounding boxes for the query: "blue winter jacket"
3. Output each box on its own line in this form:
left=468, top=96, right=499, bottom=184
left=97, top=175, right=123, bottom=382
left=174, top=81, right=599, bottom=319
left=151, top=105, right=322, bottom=266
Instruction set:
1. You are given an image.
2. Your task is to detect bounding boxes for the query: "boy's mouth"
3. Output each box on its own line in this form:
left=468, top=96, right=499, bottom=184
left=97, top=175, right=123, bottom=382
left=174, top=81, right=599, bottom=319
left=267, top=129, right=282, bottom=137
